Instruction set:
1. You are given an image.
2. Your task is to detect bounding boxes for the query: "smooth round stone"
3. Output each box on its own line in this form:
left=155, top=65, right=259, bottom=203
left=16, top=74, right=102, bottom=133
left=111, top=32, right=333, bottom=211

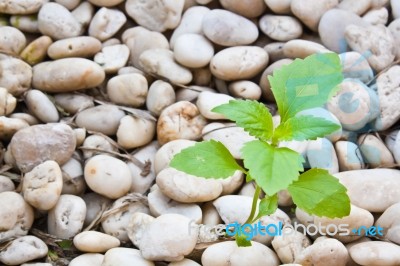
left=228, top=80, right=261, bottom=100
left=372, top=0, right=389, bottom=7
left=170, top=6, right=210, bottom=48
left=38, top=2, right=82, bottom=40
left=81, top=134, right=118, bottom=160
left=297, top=108, right=342, bottom=142
left=363, top=7, right=389, bottom=25
left=10, top=123, right=75, bottom=173
left=25, top=89, right=59, bottom=123
left=8, top=113, right=39, bottom=126
left=0, top=26, right=26, bottom=55
left=69, top=253, right=104, bottom=266
left=146, top=80, right=176, bottom=116
left=319, top=9, right=369, bottom=53
left=0, top=56, right=32, bottom=96
left=335, top=141, right=365, bottom=171
left=0, top=192, right=33, bottom=240
left=0, top=117, right=29, bottom=141
left=213, top=195, right=252, bottom=224
left=84, top=155, right=132, bottom=199
left=55, top=0, right=80, bottom=10
left=340, top=52, right=374, bottom=83
left=196, top=91, right=234, bottom=120
left=389, top=19, right=400, bottom=58
left=265, top=0, right=291, bottom=14
left=20, top=36, right=53, bottom=66
left=61, top=157, right=85, bottom=195
left=358, top=134, right=394, bottom=167
left=0, top=175, right=15, bottom=192
left=373, top=66, right=400, bottom=131
left=107, top=73, right=147, bottom=107
left=126, top=0, right=185, bottom=32
left=176, top=85, right=215, bottom=102
left=71, top=2, right=95, bottom=28
left=327, top=79, right=379, bottom=131
left=139, top=214, right=199, bottom=261
left=48, top=194, right=86, bottom=239
left=0, top=87, right=16, bottom=116
left=22, top=161, right=63, bottom=211
left=94, top=44, right=130, bottom=73
left=101, top=194, right=150, bottom=242
left=283, top=40, right=330, bottom=59
left=201, top=201, right=222, bottom=226
left=272, top=228, right=311, bottom=264
left=202, top=9, right=258, bottom=46
left=202, top=241, right=279, bottom=266
left=388, top=131, right=400, bottom=164
left=48, top=36, right=102, bottom=59
left=154, top=139, right=196, bottom=174
left=33, top=58, right=105, bottom=93
left=259, top=59, right=292, bottom=101
left=82, top=193, right=111, bottom=227
left=157, top=167, right=223, bottom=203
left=0, top=236, right=48, bottom=265
left=102, top=248, right=154, bottom=266
left=219, top=0, right=266, bottom=18
left=254, top=209, right=291, bottom=245
left=54, top=93, right=94, bottom=115
left=173, top=34, right=214, bottom=68
left=122, top=26, right=169, bottom=68
left=306, top=138, right=339, bottom=174
left=338, top=0, right=371, bottom=15
left=75, top=105, right=125, bottom=136
left=312, top=204, right=374, bottom=243
left=295, top=238, right=348, bottom=265
left=128, top=141, right=159, bottom=194
left=0, top=0, right=48, bottom=14
left=334, top=169, right=400, bottom=212
left=148, top=188, right=202, bottom=223
left=203, top=123, right=256, bottom=159
left=139, top=48, right=192, bottom=85
left=157, top=101, right=207, bottom=145
left=259, top=15, right=303, bottom=41
left=73, top=231, right=120, bottom=253
left=393, top=0, right=400, bottom=18
left=349, top=242, right=400, bottom=265
left=89, top=7, right=126, bottom=41
left=88, top=0, right=124, bottom=6
left=345, top=24, right=396, bottom=72
left=117, top=115, right=156, bottom=149
left=10, top=14, right=39, bottom=33
left=291, top=0, right=338, bottom=31
left=210, top=46, right=268, bottom=81
left=375, top=202, right=400, bottom=244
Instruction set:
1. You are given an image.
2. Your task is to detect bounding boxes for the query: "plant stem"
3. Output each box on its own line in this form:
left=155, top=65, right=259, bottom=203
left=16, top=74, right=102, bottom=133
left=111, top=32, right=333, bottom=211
left=245, top=184, right=261, bottom=224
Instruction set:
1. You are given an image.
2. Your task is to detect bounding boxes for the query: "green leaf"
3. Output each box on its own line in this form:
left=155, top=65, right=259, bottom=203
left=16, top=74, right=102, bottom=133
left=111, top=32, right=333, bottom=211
left=212, top=100, right=273, bottom=141
left=288, top=168, right=351, bottom=218
left=241, top=140, right=304, bottom=195
left=253, top=194, right=278, bottom=222
left=170, top=140, right=245, bottom=179
left=57, top=239, right=73, bottom=249
left=273, top=115, right=341, bottom=142
left=235, top=233, right=252, bottom=247
left=268, top=53, right=343, bottom=122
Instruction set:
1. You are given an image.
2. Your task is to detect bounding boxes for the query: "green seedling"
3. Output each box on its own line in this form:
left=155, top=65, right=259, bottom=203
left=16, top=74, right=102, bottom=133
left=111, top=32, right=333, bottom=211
left=170, top=53, right=351, bottom=246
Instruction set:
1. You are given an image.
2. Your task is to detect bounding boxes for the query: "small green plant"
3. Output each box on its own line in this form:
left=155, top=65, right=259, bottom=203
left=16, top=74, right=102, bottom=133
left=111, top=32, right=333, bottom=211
left=170, top=53, right=351, bottom=246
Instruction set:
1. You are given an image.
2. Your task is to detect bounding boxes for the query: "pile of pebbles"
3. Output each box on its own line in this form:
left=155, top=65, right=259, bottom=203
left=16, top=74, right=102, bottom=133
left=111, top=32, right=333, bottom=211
left=1, top=0, right=400, bottom=265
